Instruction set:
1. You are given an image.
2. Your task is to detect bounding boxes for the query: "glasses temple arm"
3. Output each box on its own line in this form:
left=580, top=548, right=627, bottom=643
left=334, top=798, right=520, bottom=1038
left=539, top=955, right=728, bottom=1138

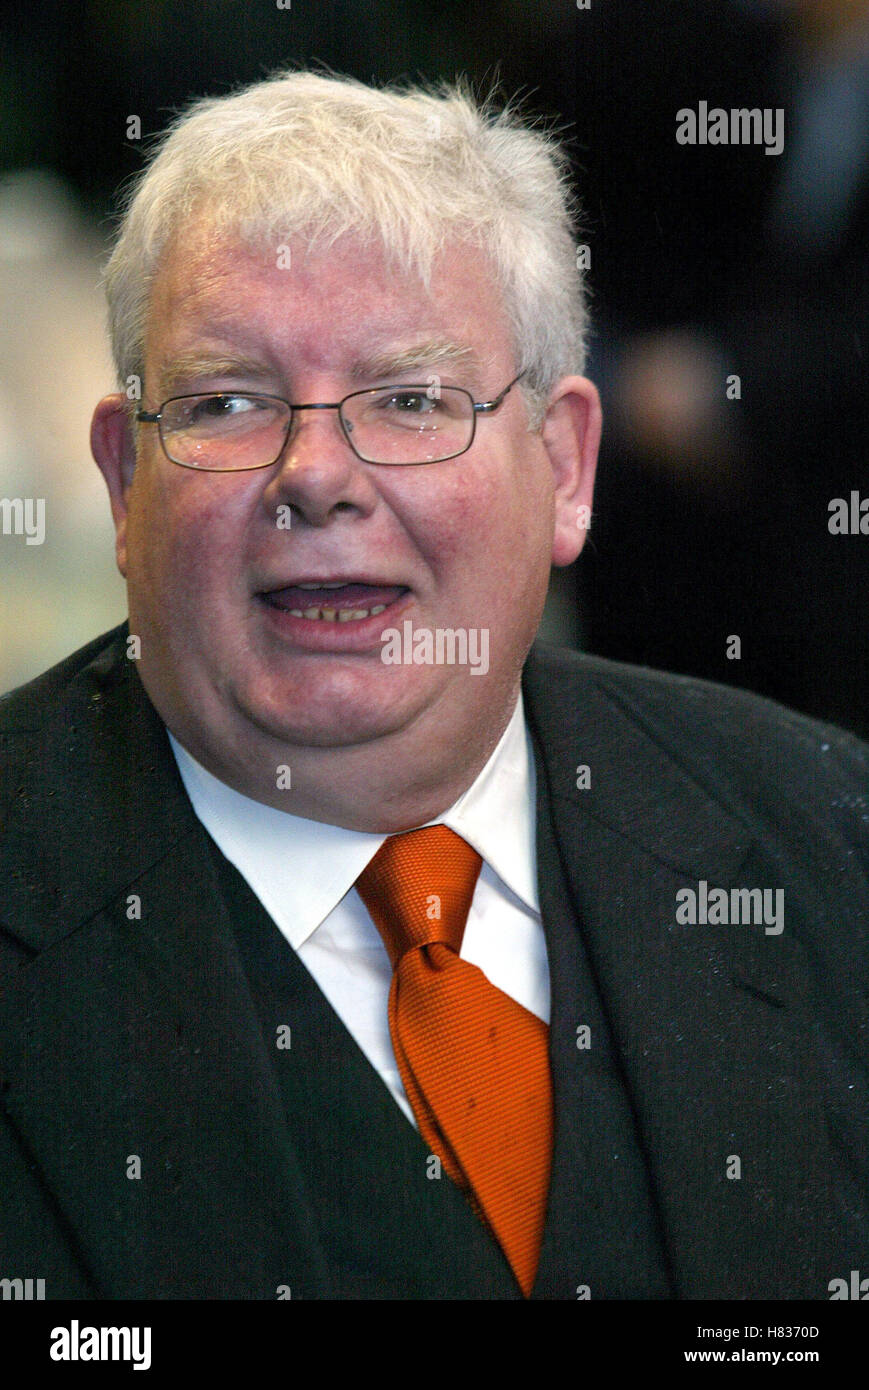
left=473, top=369, right=527, bottom=414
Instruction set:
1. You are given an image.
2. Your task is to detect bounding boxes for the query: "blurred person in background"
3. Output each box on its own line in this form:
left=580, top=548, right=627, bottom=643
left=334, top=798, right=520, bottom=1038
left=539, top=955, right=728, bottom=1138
left=590, top=0, right=869, bottom=735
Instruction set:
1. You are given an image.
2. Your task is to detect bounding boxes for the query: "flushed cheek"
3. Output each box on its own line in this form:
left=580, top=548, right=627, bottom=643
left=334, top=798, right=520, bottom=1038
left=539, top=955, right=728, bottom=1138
left=423, top=473, right=539, bottom=592
left=406, top=471, right=506, bottom=573
left=131, top=490, right=247, bottom=638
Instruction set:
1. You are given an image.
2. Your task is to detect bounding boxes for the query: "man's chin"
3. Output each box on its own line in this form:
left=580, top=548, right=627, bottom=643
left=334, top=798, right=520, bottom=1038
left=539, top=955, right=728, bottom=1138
left=250, top=710, right=405, bottom=750
left=239, top=676, right=431, bottom=751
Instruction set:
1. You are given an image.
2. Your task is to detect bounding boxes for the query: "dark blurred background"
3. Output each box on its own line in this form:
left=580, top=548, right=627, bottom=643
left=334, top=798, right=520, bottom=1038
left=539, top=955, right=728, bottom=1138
left=2, top=0, right=867, bottom=736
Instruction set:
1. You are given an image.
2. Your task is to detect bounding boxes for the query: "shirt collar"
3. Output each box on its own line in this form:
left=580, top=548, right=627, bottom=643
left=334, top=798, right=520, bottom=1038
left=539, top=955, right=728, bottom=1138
left=167, top=693, right=538, bottom=949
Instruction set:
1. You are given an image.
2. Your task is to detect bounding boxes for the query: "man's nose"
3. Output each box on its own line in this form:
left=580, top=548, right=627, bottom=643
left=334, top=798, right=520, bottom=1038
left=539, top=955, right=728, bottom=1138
left=263, top=407, right=377, bottom=528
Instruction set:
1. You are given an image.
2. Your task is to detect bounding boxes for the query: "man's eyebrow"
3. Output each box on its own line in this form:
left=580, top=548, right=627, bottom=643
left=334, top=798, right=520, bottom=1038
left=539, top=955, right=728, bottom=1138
left=155, top=341, right=483, bottom=396
left=157, top=353, right=272, bottom=396
left=350, top=340, right=482, bottom=381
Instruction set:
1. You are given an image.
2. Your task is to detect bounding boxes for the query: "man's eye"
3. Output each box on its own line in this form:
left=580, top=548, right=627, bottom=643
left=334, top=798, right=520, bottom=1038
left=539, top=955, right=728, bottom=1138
left=189, top=394, right=258, bottom=420
left=380, top=391, right=438, bottom=414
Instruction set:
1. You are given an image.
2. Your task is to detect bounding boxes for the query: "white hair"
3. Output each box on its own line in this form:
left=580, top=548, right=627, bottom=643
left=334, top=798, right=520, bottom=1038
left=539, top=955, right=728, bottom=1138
left=104, top=70, right=589, bottom=427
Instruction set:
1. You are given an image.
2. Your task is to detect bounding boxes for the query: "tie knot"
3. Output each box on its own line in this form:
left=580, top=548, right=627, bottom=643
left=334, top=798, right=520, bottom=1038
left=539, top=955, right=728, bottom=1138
left=356, top=824, right=483, bottom=966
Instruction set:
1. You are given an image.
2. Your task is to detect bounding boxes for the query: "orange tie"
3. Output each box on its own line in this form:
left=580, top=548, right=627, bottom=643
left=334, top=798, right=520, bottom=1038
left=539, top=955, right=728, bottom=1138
left=356, top=824, right=553, bottom=1297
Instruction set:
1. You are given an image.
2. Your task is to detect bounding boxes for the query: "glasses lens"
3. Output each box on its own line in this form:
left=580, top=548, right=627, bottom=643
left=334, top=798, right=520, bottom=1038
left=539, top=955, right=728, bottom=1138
left=160, top=394, right=290, bottom=470
left=342, top=386, right=473, bottom=464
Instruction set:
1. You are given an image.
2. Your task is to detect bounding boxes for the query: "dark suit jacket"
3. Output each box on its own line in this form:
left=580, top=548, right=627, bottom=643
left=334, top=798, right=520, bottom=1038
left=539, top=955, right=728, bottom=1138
left=1, top=624, right=867, bottom=1299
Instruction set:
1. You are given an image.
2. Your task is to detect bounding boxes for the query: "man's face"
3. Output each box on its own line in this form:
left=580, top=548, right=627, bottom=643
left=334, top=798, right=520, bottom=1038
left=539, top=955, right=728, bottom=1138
left=94, top=224, right=596, bottom=804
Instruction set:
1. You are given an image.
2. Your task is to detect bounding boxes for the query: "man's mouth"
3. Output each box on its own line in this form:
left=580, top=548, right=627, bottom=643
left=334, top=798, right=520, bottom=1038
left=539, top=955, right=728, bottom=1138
left=259, top=581, right=409, bottom=622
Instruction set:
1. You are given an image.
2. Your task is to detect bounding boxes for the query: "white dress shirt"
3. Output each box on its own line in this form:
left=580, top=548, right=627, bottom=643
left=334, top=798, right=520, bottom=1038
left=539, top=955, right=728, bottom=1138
left=168, top=694, right=549, bottom=1126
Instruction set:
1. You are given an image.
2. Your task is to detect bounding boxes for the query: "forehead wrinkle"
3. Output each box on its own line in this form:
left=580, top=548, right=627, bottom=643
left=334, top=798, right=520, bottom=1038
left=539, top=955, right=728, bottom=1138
left=148, top=239, right=502, bottom=393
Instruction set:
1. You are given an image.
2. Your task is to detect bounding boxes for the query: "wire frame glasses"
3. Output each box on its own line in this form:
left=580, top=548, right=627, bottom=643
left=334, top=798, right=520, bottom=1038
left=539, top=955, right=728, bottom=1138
left=136, top=372, right=526, bottom=470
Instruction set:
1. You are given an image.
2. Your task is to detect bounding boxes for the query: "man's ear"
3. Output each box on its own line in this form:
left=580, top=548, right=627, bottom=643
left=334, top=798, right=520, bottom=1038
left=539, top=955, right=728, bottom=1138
left=540, top=375, right=602, bottom=567
left=91, top=393, right=137, bottom=578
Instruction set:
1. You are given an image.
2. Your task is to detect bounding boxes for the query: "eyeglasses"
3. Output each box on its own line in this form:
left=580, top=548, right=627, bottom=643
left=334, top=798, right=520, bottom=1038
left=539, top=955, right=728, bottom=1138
left=135, top=371, right=526, bottom=471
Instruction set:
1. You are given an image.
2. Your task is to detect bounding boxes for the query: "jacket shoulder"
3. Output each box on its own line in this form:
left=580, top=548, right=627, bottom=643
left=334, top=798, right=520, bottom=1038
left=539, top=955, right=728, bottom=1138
left=0, top=627, right=129, bottom=814
left=524, top=643, right=868, bottom=844
left=529, top=640, right=864, bottom=737
left=0, top=625, right=129, bottom=734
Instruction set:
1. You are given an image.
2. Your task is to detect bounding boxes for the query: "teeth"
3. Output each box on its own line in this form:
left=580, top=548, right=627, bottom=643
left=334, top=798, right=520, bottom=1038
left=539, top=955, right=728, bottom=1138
left=296, top=581, right=347, bottom=589
left=285, top=603, right=389, bottom=621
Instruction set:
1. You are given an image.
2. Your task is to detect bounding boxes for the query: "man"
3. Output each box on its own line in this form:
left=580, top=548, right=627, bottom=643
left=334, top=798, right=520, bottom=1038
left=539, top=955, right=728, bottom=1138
left=1, top=70, right=866, bottom=1302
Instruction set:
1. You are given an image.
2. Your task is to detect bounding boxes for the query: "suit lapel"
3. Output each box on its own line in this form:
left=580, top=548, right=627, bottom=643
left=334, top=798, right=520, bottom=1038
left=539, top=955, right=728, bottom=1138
left=523, top=646, right=841, bottom=1299
left=0, top=627, right=332, bottom=1297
